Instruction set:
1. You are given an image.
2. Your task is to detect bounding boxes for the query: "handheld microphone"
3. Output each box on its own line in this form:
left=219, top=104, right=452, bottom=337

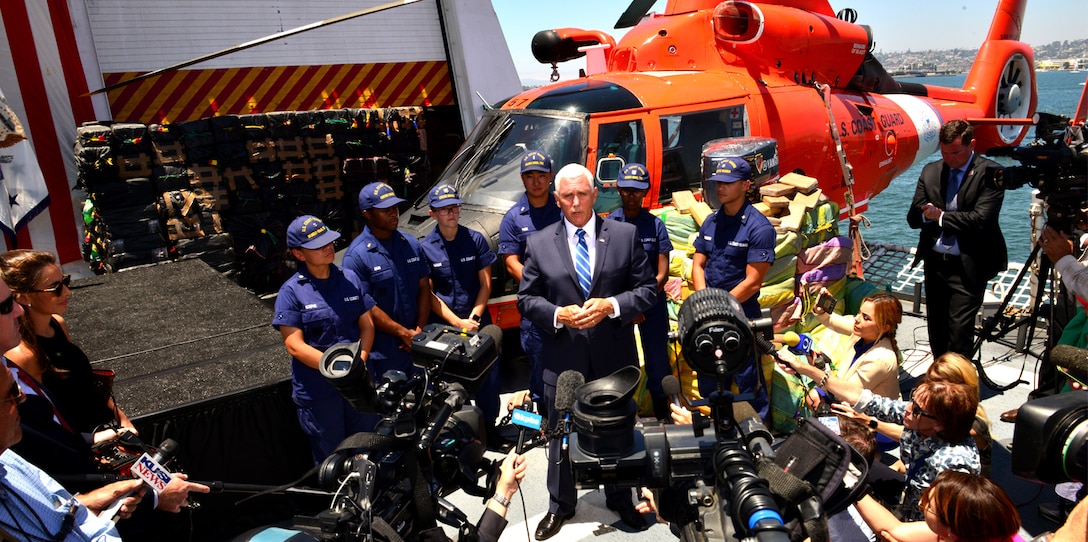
left=782, top=332, right=814, bottom=355
left=661, top=375, right=684, bottom=408
left=555, top=370, right=585, bottom=454
left=100, top=439, right=178, bottom=522
left=782, top=331, right=828, bottom=369
left=1051, top=344, right=1088, bottom=386
left=511, top=400, right=540, bottom=454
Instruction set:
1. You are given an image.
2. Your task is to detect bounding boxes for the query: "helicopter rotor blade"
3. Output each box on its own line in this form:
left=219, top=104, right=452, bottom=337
left=614, top=0, right=658, bottom=29
left=88, top=0, right=421, bottom=96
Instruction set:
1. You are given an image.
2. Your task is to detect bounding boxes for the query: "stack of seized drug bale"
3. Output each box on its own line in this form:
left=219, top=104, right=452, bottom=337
left=77, top=122, right=169, bottom=272
left=76, top=108, right=426, bottom=294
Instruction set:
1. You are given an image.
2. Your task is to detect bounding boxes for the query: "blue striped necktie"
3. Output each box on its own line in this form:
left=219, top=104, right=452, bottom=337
left=575, top=228, right=591, bottom=298
left=941, top=168, right=961, bottom=247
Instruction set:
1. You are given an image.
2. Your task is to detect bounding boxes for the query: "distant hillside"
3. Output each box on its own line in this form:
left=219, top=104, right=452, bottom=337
left=874, top=38, right=1088, bottom=74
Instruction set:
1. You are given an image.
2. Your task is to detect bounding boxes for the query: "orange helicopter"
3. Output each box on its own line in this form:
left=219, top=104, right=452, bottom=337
left=397, top=0, right=1038, bottom=328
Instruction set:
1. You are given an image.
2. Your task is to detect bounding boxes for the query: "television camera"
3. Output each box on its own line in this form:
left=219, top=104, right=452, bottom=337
left=988, top=112, right=1088, bottom=234
left=1011, top=345, right=1088, bottom=486
left=563, top=288, right=867, bottom=542
left=277, top=323, right=504, bottom=541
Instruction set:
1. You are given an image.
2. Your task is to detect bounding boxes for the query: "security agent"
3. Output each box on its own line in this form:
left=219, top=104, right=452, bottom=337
left=606, top=163, right=674, bottom=420
left=343, top=182, right=432, bottom=379
left=691, top=157, right=774, bottom=418
left=497, top=151, right=562, bottom=407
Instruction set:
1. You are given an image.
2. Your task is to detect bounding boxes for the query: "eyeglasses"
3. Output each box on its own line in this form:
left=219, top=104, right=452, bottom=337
left=30, top=274, right=71, bottom=296
left=0, top=381, right=23, bottom=404
left=432, top=205, right=461, bottom=215
left=910, top=399, right=937, bottom=420
left=0, top=295, right=14, bottom=315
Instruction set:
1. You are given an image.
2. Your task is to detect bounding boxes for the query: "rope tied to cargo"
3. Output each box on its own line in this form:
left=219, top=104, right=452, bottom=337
left=815, top=81, right=868, bottom=279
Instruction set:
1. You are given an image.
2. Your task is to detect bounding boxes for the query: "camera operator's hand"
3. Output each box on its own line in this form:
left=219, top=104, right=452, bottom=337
left=1040, top=226, right=1075, bottom=262
left=156, top=474, right=211, bottom=513
left=670, top=403, right=693, bottom=425
left=77, top=479, right=144, bottom=519
left=635, top=488, right=665, bottom=524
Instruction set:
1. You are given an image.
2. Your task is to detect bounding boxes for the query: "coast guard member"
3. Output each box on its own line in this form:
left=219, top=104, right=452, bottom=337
left=498, top=151, right=561, bottom=407
left=691, top=157, right=774, bottom=418
left=420, top=183, right=501, bottom=428
left=343, top=182, right=431, bottom=379
left=273, top=215, right=377, bottom=461
left=606, top=163, right=674, bottom=420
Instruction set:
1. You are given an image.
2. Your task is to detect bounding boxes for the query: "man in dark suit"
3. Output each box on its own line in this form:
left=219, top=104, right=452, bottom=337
left=518, top=163, right=657, bottom=540
left=907, top=119, right=1007, bottom=358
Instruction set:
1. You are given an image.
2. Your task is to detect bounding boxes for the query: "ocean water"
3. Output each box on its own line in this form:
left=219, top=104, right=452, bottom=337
left=861, top=70, right=1087, bottom=266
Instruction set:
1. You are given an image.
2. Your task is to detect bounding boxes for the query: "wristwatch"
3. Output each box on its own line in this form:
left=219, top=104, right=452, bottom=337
left=868, top=418, right=879, bottom=430
left=470, top=313, right=482, bottom=323
left=492, top=492, right=511, bottom=507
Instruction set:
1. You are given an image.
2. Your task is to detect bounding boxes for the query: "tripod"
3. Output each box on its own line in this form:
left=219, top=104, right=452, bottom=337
left=969, top=239, right=1054, bottom=391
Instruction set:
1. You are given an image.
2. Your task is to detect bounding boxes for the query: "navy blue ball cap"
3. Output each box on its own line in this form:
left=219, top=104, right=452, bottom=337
left=359, top=182, right=406, bottom=210
left=287, top=215, right=341, bottom=249
left=520, top=150, right=552, bottom=173
left=428, top=183, right=463, bottom=208
left=708, top=157, right=752, bottom=183
left=617, top=163, right=650, bottom=190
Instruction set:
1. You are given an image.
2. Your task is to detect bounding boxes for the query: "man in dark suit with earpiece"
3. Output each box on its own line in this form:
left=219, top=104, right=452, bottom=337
left=907, top=119, right=1007, bottom=358
left=518, top=163, right=657, bottom=540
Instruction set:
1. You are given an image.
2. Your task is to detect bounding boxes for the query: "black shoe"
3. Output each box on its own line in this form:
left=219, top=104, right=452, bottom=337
left=608, top=503, right=649, bottom=531
left=1038, top=500, right=1073, bottom=524
left=534, top=511, right=574, bottom=540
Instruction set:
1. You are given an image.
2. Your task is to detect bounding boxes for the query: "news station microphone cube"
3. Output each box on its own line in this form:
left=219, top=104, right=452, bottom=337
left=410, top=324, right=499, bottom=393
left=787, top=333, right=814, bottom=356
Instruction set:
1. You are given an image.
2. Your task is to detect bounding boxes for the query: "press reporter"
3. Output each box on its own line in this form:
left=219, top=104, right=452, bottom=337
left=0, top=277, right=144, bottom=540
left=853, top=470, right=1022, bottom=542
left=831, top=353, right=993, bottom=477
left=0, top=250, right=136, bottom=442
left=477, top=451, right=527, bottom=542
left=783, top=356, right=980, bottom=520
left=799, top=290, right=904, bottom=409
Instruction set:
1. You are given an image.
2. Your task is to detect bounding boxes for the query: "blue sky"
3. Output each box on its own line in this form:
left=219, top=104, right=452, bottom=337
left=493, top=0, right=1086, bottom=83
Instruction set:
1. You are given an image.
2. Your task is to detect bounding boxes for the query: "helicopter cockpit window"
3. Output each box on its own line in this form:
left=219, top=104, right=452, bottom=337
left=659, top=106, right=746, bottom=203
left=594, top=120, right=646, bottom=214
left=597, top=121, right=646, bottom=167
left=449, top=113, right=586, bottom=208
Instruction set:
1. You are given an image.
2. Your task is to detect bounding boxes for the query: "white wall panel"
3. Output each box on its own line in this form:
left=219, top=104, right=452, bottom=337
left=86, top=0, right=447, bottom=72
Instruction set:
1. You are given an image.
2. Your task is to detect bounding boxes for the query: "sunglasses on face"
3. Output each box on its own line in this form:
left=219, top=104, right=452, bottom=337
left=0, top=381, right=23, bottom=404
left=910, top=399, right=937, bottom=420
left=31, top=274, right=71, bottom=296
left=0, top=295, right=14, bottom=315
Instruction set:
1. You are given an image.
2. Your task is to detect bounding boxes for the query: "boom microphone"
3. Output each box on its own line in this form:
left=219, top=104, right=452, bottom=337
left=417, top=383, right=469, bottom=452
left=555, top=370, right=585, bottom=453
left=662, top=375, right=684, bottom=408
left=1051, top=344, right=1088, bottom=386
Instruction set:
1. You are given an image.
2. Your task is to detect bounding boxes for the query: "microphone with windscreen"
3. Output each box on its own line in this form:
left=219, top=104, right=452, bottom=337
left=1052, top=344, right=1088, bottom=386
left=556, top=370, right=585, bottom=454
left=662, top=375, right=684, bottom=408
